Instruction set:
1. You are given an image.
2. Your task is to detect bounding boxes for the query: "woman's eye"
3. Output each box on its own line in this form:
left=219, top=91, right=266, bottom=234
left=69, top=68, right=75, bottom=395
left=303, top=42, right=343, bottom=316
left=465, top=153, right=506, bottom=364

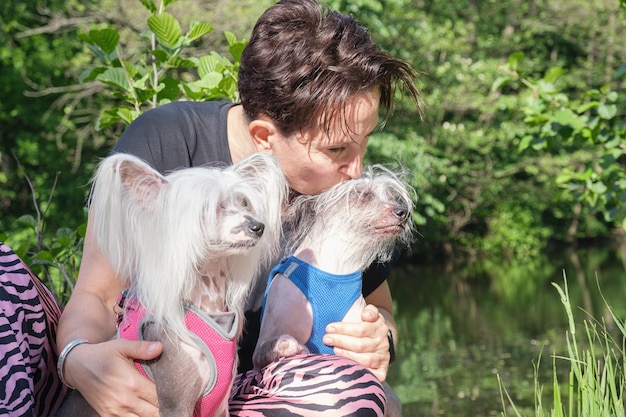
left=327, top=146, right=346, bottom=154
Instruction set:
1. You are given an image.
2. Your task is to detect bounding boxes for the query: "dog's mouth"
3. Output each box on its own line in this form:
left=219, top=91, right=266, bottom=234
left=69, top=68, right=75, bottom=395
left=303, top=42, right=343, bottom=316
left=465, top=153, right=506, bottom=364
left=375, top=223, right=406, bottom=235
left=209, top=239, right=260, bottom=250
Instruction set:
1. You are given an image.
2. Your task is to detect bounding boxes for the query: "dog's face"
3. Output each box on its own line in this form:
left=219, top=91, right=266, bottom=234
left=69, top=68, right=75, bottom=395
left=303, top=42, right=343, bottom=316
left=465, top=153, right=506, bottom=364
left=351, top=179, right=411, bottom=238
left=282, top=164, right=414, bottom=271
left=91, top=152, right=287, bottom=290
left=208, top=188, right=266, bottom=254
left=313, top=166, right=414, bottom=244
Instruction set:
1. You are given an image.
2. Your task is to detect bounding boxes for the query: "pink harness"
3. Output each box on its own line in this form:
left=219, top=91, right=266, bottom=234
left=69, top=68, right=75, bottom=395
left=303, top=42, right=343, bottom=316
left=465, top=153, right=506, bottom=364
left=118, top=295, right=237, bottom=417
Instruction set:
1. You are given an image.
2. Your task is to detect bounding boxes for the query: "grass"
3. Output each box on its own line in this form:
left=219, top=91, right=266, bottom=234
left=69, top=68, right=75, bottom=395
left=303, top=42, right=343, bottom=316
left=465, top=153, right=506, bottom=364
left=499, top=272, right=626, bottom=417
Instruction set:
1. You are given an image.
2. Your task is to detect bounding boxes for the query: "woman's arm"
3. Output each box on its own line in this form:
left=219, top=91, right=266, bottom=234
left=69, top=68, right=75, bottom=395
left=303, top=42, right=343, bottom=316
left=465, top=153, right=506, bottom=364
left=56, top=219, right=162, bottom=416
left=323, top=281, right=396, bottom=382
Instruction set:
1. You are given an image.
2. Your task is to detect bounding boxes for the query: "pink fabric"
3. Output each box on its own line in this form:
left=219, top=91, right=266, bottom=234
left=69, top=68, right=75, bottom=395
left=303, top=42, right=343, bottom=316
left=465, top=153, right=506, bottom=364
left=118, top=297, right=236, bottom=417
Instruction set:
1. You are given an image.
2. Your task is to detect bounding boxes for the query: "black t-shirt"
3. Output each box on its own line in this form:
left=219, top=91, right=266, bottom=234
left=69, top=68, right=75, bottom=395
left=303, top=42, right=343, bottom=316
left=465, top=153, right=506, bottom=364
left=112, top=100, right=393, bottom=372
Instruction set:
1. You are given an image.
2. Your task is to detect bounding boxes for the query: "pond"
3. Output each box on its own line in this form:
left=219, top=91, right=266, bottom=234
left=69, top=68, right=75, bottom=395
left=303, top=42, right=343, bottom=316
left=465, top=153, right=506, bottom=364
left=386, top=242, right=626, bottom=417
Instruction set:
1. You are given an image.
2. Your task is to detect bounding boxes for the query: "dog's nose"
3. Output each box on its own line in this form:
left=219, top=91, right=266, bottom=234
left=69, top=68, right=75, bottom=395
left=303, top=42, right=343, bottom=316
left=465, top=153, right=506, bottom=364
left=392, top=207, right=409, bottom=221
left=248, top=219, right=265, bottom=237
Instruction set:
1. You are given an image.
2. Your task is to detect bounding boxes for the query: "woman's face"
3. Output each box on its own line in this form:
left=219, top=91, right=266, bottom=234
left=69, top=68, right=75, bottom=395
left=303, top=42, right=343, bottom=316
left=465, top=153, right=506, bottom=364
left=271, top=88, right=380, bottom=195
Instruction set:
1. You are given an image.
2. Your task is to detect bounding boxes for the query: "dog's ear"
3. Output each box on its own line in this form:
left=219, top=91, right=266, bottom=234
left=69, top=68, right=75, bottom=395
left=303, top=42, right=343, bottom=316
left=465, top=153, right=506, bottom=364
left=117, top=158, right=168, bottom=210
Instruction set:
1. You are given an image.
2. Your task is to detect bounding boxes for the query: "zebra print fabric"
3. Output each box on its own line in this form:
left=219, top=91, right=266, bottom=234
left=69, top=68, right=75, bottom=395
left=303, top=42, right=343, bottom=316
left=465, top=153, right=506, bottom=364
left=229, top=353, right=386, bottom=416
left=0, top=243, right=68, bottom=416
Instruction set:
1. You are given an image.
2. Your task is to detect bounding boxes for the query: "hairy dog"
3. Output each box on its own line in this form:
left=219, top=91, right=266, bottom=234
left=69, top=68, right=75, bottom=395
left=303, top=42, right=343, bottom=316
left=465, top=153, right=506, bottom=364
left=253, top=165, right=414, bottom=368
left=57, top=153, right=287, bottom=417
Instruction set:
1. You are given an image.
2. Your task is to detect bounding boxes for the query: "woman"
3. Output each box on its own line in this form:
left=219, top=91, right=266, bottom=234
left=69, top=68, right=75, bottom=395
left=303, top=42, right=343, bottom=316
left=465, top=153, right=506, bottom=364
left=57, top=0, right=422, bottom=415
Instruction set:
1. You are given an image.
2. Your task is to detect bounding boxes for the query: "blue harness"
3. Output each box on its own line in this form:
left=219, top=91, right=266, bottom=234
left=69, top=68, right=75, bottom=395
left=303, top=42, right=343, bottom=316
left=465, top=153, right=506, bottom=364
left=262, top=255, right=362, bottom=355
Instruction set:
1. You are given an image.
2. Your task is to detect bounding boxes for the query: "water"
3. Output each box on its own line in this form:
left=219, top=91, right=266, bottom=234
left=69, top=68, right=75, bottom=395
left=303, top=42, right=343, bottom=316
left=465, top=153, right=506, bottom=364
left=386, top=243, right=626, bottom=416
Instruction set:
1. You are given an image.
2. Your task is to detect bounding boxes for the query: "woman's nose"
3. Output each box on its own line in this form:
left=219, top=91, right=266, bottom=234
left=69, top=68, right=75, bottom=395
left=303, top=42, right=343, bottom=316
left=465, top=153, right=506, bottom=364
left=340, top=155, right=363, bottom=179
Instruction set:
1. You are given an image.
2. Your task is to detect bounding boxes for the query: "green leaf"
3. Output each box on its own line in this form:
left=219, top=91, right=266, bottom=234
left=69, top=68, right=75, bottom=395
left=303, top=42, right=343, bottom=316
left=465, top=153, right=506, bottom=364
left=518, top=135, right=533, bottom=151
left=598, top=104, right=617, bottom=120
left=225, top=31, right=247, bottom=61
left=197, top=73, right=223, bottom=89
left=544, top=67, right=565, bottom=83
left=148, top=12, right=183, bottom=49
left=163, top=0, right=178, bottom=7
left=614, top=63, right=626, bottom=80
left=96, top=68, right=131, bottom=92
left=156, top=78, right=181, bottom=101
left=78, top=67, right=107, bottom=83
left=96, top=108, right=123, bottom=130
left=553, top=109, right=575, bottom=126
left=576, top=101, right=598, bottom=114
left=150, top=49, right=169, bottom=64
left=218, top=77, right=237, bottom=100
left=77, top=223, right=87, bottom=238
left=491, top=76, right=511, bottom=93
left=116, top=107, right=138, bottom=124
left=588, top=181, right=607, bottom=194
left=135, top=87, right=158, bottom=104
left=606, top=91, right=618, bottom=102
left=88, top=28, right=119, bottom=54
left=187, top=22, right=213, bottom=42
left=180, top=82, right=207, bottom=100
left=17, top=214, right=37, bottom=229
left=168, top=56, right=197, bottom=68
left=599, top=153, right=616, bottom=170
left=507, top=52, right=524, bottom=70
left=198, top=55, right=224, bottom=78
left=138, top=0, right=157, bottom=13
left=33, top=251, right=54, bottom=262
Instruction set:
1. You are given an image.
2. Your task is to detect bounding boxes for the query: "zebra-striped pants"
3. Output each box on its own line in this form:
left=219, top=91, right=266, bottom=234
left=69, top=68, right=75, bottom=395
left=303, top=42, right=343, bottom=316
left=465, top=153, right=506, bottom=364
left=0, top=243, right=68, bottom=416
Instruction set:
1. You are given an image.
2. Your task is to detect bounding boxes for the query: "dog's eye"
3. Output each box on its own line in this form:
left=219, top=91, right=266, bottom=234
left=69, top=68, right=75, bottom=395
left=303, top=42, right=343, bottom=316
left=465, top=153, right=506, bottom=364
left=359, top=191, right=374, bottom=201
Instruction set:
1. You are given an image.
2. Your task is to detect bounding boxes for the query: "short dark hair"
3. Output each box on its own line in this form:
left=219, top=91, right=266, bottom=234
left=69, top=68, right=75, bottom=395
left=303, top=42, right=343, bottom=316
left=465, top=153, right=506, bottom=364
left=238, top=0, right=422, bottom=137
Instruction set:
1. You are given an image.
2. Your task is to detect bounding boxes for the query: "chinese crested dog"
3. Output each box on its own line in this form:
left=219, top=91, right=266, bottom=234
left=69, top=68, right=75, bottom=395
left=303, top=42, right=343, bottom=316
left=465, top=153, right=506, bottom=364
left=253, top=164, right=414, bottom=368
left=58, top=153, right=287, bottom=417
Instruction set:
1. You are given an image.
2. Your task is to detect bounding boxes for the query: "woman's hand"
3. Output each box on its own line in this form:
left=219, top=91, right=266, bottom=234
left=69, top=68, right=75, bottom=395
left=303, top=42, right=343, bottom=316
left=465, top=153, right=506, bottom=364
left=64, top=338, right=162, bottom=416
left=323, top=304, right=391, bottom=381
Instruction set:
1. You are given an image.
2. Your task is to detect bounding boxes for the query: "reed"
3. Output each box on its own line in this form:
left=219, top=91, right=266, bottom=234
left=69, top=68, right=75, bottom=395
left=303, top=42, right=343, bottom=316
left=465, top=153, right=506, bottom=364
left=499, top=272, right=626, bottom=417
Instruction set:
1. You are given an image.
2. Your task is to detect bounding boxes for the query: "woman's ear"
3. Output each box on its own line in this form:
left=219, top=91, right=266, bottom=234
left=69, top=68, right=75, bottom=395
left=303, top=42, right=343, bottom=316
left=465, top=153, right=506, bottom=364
left=249, top=117, right=280, bottom=152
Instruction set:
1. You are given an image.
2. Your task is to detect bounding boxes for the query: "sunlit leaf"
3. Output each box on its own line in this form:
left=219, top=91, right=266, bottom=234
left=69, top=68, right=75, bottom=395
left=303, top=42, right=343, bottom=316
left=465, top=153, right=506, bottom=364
left=598, top=104, right=617, bottom=120
left=148, top=12, right=182, bottom=49
left=96, top=68, right=131, bottom=91
left=198, top=55, right=224, bottom=78
left=225, top=31, right=247, bottom=61
left=96, top=108, right=123, bottom=130
left=491, top=76, right=511, bottom=93
left=88, top=28, right=119, bottom=54
left=187, top=22, right=213, bottom=42
left=507, top=52, right=524, bottom=70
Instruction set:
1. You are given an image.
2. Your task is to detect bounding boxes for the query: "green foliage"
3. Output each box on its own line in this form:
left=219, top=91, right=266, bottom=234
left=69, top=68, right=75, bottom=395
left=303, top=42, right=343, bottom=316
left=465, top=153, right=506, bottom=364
left=79, top=1, right=246, bottom=131
left=1, top=215, right=85, bottom=306
left=494, top=53, right=626, bottom=230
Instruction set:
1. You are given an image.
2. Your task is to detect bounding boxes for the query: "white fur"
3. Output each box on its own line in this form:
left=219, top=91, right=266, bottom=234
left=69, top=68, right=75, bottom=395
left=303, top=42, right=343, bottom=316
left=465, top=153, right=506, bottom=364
left=88, top=152, right=288, bottom=342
